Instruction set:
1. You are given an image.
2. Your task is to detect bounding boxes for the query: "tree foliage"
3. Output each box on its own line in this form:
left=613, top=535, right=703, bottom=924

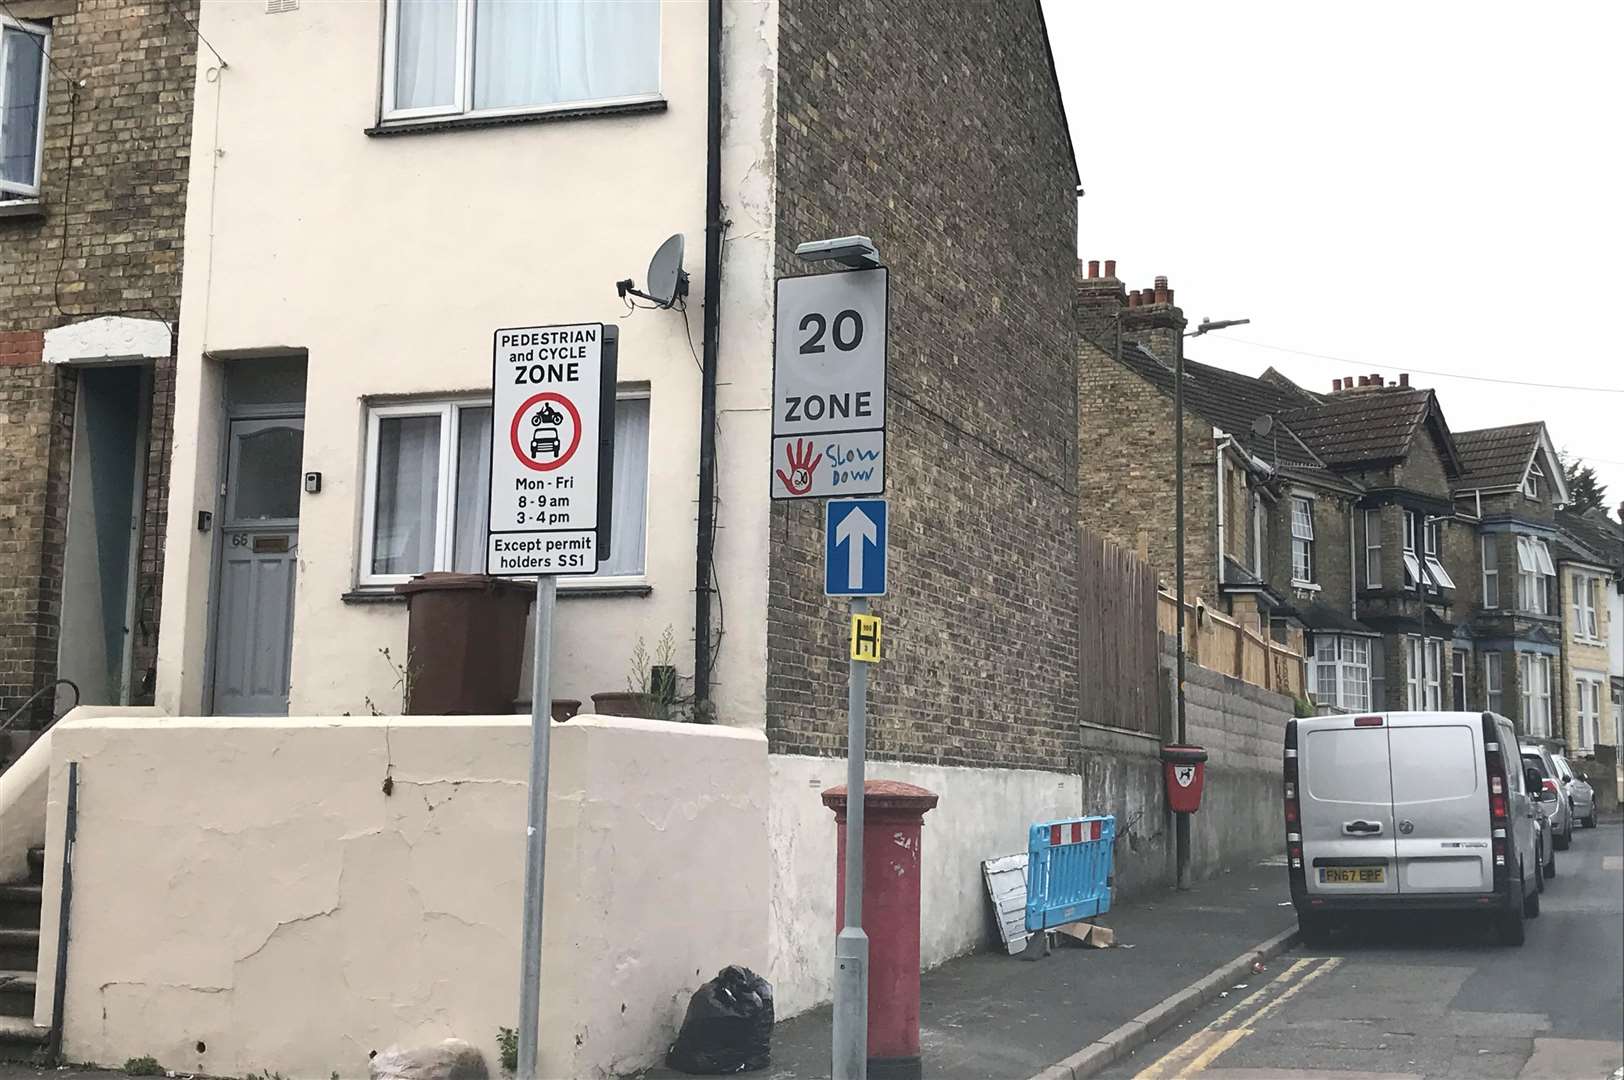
left=1562, top=454, right=1608, bottom=514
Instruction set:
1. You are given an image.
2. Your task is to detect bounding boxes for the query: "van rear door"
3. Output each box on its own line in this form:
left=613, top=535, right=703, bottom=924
left=1387, top=715, right=1491, bottom=894
left=1298, top=715, right=1399, bottom=896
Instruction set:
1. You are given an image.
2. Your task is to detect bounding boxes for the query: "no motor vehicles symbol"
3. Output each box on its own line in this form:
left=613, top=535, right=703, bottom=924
left=509, top=392, right=582, bottom=472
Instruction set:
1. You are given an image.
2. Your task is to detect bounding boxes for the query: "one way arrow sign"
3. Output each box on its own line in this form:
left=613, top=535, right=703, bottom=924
left=825, top=498, right=887, bottom=597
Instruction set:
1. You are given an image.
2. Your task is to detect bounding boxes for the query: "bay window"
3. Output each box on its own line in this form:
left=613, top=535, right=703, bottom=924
left=1363, top=508, right=1381, bottom=588
left=1481, top=534, right=1498, bottom=608
left=1516, top=536, right=1555, bottom=614
left=1484, top=651, right=1502, bottom=714
left=1575, top=676, right=1603, bottom=750
left=0, top=16, right=49, bottom=198
left=1423, top=518, right=1454, bottom=589
left=1311, top=635, right=1373, bottom=712
left=359, top=392, right=649, bottom=586
left=382, top=0, right=662, bottom=123
left=1290, top=497, right=1314, bottom=584
left=1451, top=648, right=1468, bottom=710
left=1402, top=511, right=1423, bottom=588
left=1406, top=636, right=1442, bottom=710
left=1518, top=653, right=1552, bottom=737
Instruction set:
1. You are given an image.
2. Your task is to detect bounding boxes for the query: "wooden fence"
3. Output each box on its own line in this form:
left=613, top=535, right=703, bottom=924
left=1156, top=592, right=1307, bottom=700
left=1078, top=529, right=1161, bottom=735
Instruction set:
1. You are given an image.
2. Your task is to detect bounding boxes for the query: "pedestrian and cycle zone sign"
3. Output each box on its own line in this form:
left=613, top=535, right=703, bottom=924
left=487, top=323, right=616, bottom=576
left=770, top=267, right=887, bottom=499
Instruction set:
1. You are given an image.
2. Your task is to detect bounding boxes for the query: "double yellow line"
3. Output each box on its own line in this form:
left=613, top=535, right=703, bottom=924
left=1132, top=956, right=1344, bottom=1078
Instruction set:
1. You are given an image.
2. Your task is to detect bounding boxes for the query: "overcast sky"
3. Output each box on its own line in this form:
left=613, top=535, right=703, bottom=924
left=1042, top=1, right=1624, bottom=519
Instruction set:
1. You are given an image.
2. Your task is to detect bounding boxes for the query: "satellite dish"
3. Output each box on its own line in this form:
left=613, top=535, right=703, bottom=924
left=645, top=234, right=688, bottom=307
left=1251, top=415, right=1274, bottom=438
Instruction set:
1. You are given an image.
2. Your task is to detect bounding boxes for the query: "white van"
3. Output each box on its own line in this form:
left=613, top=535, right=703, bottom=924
left=1285, top=711, right=1543, bottom=945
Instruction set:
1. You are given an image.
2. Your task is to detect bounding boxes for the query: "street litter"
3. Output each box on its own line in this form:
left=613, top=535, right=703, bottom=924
left=666, top=966, right=774, bottom=1074
left=1054, top=921, right=1115, bottom=948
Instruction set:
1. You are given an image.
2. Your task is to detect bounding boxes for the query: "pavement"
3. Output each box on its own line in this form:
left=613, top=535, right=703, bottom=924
left=645, top=858, right=1298, bottom=1080
left=1101, top=819, right=1624, bottom=1080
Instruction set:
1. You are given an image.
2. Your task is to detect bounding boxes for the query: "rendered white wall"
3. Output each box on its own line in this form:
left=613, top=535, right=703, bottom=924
left=36, top=714, right=769, bottom=1079
left=767, top=754, right=1082, bottom=1018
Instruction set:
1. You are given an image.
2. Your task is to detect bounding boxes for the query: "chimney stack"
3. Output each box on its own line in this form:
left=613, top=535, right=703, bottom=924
left=1120, top=273, right=1187, bottom=366
left=1075, top=258, right=1128, bottom=361
left=1087, top=259, right=1100, bottom=279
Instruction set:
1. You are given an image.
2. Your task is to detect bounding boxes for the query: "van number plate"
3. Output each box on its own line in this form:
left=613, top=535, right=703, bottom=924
left=1321, top=866, right=1385, bottom=884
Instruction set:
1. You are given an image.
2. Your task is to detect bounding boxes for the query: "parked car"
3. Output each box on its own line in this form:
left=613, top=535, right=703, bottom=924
left=1286, top=711, right=1542, bottom=946
left=1521, top=743, right=1571, bottom=859
left=1554, top=754, right=1597, bottom=829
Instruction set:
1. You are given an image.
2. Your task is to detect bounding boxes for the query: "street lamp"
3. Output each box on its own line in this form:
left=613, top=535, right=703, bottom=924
left=1170, top=314, right=1250, bottom=891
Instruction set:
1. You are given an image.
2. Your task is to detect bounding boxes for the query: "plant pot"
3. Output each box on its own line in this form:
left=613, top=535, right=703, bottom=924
left=590, top=691, right=659, bottom=719
left=551, top=699, right=582, bottom=723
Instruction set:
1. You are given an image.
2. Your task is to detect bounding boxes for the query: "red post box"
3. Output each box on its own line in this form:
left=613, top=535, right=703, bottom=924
left=1160, top=744, right=1209, bottom=814
left=821, top=779, right=939, bottom=1080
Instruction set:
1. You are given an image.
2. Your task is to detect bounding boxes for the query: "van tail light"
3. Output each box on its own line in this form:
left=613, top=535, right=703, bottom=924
left=1541, top=778, right=1559, bottom=797
left=1353, top=715, right=1384, bottom=727
left=1483, top=717, right=1509, bottom=888
left=1284, top=721, right=1304, bottom=879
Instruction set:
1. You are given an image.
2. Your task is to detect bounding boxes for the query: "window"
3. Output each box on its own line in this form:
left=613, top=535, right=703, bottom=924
left=0, top=16, right=49, bottom=198
left=1518, top=653, right=1552, bottom=737
left=1484, top=651, right=1503, bottom=714
left=1481, top=535, right=1499, bottom=608
left=1290, top=497, right=1314, bottom=584
left=1515, top=536, right=1554, bottom=615
left=359, top=393, right=650, bottom=586
left=1251, top=495, right=1266, bottom=577
left=1573, top=572, right=1600, bottom=641
left=1363, top=508, right=1381, bottom=588
left=1523, top=461, right=1542, bottom=500
left=1423, top=518, right=1454, bottom=589
left=1310, top=635, right=1372, bottom=713
left=1406, top=636, right=1442, bottom=710
left=382, top=0, right=661, bottom=124
left=1575, top=676, right=1603, bottom=750
left=1402, top=511, right=1423, bottom=589
left=1452, top=648, right=1468, bottom=711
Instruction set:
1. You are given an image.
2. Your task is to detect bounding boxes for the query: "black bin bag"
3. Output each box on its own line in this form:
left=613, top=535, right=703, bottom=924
left=665, top=965, right=774, bottom=1074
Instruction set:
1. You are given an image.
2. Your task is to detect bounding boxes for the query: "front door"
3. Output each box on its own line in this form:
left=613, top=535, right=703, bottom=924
left=210, top=417, right=303, bottom=715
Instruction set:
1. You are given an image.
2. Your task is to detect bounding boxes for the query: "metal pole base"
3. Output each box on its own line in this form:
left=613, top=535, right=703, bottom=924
left=832, top=927, right=870, bottom=1080
left=1175, top=812, right=1191, bottom=891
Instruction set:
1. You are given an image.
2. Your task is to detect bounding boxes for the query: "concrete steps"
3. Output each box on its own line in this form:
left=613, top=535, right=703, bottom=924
left=0, top=847, right=47, bottom=1056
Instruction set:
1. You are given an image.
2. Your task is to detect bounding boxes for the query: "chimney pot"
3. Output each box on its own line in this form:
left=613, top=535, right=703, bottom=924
left=1346, top=373, right=1355, bottom=388
left=1371, top=372, right=1382, bottom=387
left=1333, top=379, right=1342, bottom=391
left=1154, top=275, right=1169, bottom=289
left=1399, top=373, right=1410, bottom=387
left=1087, top=259, right=1100, bottom=279
left=1166, top=288, right=1174, bottom=304
left=1358, top=376, right=1370, bottom=387
left=1104, top=259, right=1117, bottom=278
left=1127, top=291, right=1139, bottom=308
left=1154, top=284, right=1169, bottom=304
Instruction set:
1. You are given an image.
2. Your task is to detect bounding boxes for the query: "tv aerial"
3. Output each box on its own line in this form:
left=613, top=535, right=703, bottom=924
left=616, top=234, right=689, bottom=309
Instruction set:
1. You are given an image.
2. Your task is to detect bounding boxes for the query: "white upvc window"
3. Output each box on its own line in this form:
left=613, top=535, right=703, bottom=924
left=1290, top=497, right=1314, bottom=584
left=1523, top=461, right=1543, bottom=500
left=0, top=16, right=49, bottom=198
left=1516, top=536, right=1549, bottom=614
left=1518, top=652, right=1552, bottom=737
left=358, top=392, right=650, bottom=587
left=1573, top=572, right=1600, bottom=641
left=1484, top=651, right=1503, bottom=714
left=1312, top=635, right=1373, bottom=713
left=1452, top=647, right=1468, bottom=710
left=1406, top=636, right=1442, bottom=710
left=1481, top=534, right=1499, bottom=609
left=1363, top=508, right=1381, bottom=588
left=1402, top=510, right=1423, bottom=588
left=381, top=0, right=662, bottom=124
left=1575, top=676, right=1603, bottom=750
left=1423, top=518, right=1454, bottom=590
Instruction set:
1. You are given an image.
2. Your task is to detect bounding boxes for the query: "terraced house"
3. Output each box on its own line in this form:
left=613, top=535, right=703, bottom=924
left=1553, top=507, right=1623, bottom=753
left=1451, top=423, right=1571, bottom=739
left=1076, top=265, right=1475, bottom=716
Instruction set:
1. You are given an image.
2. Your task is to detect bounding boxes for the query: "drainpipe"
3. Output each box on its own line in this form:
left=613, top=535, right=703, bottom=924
left=693, top=0, right=724, bottom=713
left=1216, top=446, right=1227, bottom=590
left=1350, top=502, right=1358, bottom=622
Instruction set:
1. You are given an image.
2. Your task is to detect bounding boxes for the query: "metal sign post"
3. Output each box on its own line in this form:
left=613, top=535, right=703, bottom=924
left=488, top=322, right=617, bottom=1080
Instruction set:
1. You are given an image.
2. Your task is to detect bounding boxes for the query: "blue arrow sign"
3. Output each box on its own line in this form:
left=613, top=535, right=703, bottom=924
left=825, top=499, right=887, bottom=596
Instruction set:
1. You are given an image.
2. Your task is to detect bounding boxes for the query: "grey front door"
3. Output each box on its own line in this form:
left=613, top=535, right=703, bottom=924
left=210, top=417, right=303, bottom=715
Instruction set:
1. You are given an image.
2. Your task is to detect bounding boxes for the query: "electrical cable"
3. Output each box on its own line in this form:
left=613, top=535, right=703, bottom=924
left=163, top=0, right=227, bottom=68
left=1206, top=335, right=1624, bottom=395
left=0, top=0, right=87, bottom=87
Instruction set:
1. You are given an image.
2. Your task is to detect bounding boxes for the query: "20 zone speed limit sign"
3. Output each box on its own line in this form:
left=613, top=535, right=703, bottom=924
left=486, top=322, right=618, bottom=576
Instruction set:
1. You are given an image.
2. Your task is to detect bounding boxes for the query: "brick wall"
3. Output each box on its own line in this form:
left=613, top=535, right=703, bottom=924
left=767, top=0, right=1080, bottom=770
left=0, top=0, right=195, bottom=719
left=1393, top=429, right=1451, bottom=496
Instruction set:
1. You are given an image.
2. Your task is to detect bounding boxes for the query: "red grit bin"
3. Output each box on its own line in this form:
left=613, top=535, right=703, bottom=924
left=821, top=779, right=939, bottom=1080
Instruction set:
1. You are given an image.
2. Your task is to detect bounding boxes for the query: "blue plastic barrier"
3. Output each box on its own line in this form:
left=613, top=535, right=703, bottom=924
left=1025, top=815, right=1115, bottom=932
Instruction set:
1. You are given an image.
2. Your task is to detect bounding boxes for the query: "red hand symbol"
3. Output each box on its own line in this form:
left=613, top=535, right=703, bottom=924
left=776, top=438, right=822, bottom=496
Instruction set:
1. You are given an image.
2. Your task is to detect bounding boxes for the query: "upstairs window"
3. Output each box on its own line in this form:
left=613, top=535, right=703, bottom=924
left=0, top=16, right=49, bottom=198
left=1290, top=497, right=1314, bottom=584
left=1402, top=510, right=1423, bottom=588
left=1423, top=518, right=1454, bottom=589
left=1573, top=572, right=1600, bottom=640
left=383, top=0, right=661, bottom=123
left=1515, top=536, right=1555, bottom=615
left=1481, top=534, right=1499, bottom=608
left=1523, top=461, right=1543, bottom=500
left=1363, top=508, right=1381, bottom=588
